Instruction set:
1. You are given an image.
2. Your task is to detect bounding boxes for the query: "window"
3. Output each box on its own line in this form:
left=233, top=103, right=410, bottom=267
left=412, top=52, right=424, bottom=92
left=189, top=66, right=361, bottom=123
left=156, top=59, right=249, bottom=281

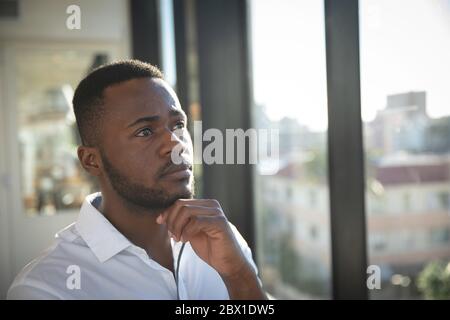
left=403, top=193, right=411, bottom=212
left=309, top=190, right=318, bottom=209
left=309, top=225, right=318, bottom=241
left=437, top=192, right=450, bottom=210
left=286, top=186, right=293, bottom=202
left=250, top=0, right=331, bottom=299
left=430, top=228, right=450, bottom=246
left=360, top=0, right=450, bottom=299
left=370, top=234, right=387, bottom=253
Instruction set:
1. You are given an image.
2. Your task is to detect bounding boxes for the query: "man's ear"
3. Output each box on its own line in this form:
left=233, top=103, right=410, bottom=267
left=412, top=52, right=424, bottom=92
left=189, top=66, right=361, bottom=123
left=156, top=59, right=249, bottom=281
left=77, top=145, right=102, bottom=176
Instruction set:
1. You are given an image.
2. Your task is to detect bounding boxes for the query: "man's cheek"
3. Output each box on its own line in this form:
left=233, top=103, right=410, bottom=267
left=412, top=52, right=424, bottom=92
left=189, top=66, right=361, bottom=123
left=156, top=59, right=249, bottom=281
left=127, top=166, right=157, bottom=185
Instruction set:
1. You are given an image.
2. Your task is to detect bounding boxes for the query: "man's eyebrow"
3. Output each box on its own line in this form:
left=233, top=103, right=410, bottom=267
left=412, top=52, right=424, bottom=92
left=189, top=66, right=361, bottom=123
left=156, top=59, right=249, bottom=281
left=169, top=109, right=187, bottom=120
left=126, top=109, right=187, bottom=128
left=126, top=115, right=160, bottom=128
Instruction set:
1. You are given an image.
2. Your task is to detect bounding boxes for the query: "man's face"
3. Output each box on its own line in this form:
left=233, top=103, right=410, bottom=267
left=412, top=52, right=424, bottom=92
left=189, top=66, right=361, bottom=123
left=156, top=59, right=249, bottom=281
left=98, top=77, right=194, bottom=211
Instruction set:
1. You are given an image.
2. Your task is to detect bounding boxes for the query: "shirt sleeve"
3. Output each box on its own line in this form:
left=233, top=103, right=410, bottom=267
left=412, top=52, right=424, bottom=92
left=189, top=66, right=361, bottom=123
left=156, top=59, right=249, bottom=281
left=227, top=222, right=264, bottom=288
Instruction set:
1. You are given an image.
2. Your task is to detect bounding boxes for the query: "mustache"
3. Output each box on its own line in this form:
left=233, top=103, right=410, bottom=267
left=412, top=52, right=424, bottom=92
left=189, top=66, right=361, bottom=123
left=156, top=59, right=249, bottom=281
left=158, top=159, right=193, bottom=178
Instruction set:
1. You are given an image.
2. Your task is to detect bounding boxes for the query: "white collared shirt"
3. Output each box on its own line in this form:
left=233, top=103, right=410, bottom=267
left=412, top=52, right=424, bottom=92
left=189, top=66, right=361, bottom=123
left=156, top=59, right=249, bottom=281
left=7, top=193, right=260, bottom=300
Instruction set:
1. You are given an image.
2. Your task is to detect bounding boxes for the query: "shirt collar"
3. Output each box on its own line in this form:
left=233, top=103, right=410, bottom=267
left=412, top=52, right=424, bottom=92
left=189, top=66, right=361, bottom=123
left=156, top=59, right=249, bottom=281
left=75, top=192, right=133, bottom=263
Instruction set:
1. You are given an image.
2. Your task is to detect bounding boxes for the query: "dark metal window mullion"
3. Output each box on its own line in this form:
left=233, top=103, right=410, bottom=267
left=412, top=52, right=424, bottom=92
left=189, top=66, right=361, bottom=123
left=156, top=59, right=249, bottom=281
left=324, top=0, right=369, bottom=299
left=130, top=0, right=162, bottom=66
left=182, top=0, right=256, bottom=254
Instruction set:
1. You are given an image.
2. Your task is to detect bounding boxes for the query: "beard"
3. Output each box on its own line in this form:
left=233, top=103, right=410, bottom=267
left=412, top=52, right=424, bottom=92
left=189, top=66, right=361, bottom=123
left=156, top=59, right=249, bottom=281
left=100, top=151, right=194, bottom=211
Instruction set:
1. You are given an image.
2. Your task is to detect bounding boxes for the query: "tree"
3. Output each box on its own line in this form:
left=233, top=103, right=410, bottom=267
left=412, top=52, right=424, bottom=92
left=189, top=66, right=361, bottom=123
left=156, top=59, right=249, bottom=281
left=417, top=261, right=450, bottom=299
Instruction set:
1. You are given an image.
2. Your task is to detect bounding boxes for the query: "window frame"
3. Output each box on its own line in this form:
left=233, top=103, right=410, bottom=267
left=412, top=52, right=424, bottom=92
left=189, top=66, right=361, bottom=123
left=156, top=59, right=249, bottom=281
left=171, top=0, right=368, bottom=299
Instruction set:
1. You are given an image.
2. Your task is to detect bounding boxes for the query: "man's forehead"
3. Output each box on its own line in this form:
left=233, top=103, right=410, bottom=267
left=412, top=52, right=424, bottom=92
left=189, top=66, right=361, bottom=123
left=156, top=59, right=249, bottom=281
left=102, top=77, right=183, bottom=117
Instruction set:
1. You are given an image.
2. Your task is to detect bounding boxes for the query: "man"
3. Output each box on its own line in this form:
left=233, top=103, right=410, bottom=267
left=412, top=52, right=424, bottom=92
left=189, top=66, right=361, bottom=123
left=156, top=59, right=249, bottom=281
left=7, top=60, right=266, bottom=300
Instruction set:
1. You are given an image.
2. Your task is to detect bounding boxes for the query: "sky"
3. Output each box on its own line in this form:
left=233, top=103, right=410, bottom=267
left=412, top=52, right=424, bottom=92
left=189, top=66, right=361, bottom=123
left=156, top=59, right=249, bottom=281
left=160, top=0, right=177, bottom=87
left=250, top=0, right=450, bottom=131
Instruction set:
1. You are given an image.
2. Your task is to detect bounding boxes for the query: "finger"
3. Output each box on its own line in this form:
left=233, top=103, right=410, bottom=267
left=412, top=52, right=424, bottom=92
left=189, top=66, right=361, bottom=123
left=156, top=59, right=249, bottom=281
left=157, top=199, right=221, bottom=226
left=180, top=215, right=228, bottom=242
left=171, top=206, right=219, bottom=241
left=174, top=199, right=221, bottom=208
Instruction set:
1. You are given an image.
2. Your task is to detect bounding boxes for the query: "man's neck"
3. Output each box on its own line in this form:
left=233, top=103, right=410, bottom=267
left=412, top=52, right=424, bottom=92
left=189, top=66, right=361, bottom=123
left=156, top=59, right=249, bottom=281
left=97, top=191, right=174, bottom=273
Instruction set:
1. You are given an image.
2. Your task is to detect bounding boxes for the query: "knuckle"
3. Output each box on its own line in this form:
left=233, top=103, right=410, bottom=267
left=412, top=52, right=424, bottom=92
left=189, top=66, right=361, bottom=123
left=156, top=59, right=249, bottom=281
left=180, top=205, right=190, bottom=216
left=175, top=199, right=186, bottom=206
left=215, top=215, right=227, bottom=225
left=208, top=199, right=220, bottom=207
left=213, top=207, right=225, bottom=216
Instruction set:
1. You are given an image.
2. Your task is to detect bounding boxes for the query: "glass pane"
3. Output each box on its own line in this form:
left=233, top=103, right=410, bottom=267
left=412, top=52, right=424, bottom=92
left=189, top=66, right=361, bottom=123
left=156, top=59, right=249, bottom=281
left=360, top=0, right=450, bottom=299
left=175, top=0, right=204, bottom=197
left=14, top=48, right=107, bottom=216
left=250, top=0, right=331, bottom=298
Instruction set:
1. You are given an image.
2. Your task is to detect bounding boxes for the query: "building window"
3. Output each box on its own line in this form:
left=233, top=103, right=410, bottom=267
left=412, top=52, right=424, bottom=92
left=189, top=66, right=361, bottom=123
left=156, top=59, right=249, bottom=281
left=430, top=228, right=450, bottom=246
left=403, top=193, right=411, bottom=212
left=309, top=225, right=318, bottom=241
left=438, top=192, right=450, bottom=210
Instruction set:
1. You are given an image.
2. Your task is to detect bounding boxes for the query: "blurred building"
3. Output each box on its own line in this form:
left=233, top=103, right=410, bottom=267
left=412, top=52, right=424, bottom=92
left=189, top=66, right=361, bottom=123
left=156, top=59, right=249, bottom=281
left=367, top=91, right=428, bottom=154
left=424, top=116, right=450, bottom=154
left=259, top=151, right=450, bottom=298
left=368, top=154, right=450, bottom=295
left=257, top=90, right=450, bottom=299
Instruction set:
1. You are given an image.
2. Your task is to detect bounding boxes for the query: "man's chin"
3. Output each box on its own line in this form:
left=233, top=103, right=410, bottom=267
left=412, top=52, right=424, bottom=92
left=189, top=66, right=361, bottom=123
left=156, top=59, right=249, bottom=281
left=152, top=191, right=192, bottom=211
left=168, top=188, right=194, bottom=202
left=161, top=182, right=194, bottom=202
left=160, top=177, right=194, bottom=197
left=132, top=179, right=194, bottom=210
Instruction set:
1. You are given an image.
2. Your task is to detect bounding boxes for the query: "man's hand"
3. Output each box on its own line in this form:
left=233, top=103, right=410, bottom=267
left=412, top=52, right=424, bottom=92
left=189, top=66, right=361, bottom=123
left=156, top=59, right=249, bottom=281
left=156, top=199, right=267, bottom=299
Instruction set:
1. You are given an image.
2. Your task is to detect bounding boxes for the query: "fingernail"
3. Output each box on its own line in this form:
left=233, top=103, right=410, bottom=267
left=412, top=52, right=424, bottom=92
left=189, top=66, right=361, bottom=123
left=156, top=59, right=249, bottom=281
left=156, top=215, right=162, bottom=224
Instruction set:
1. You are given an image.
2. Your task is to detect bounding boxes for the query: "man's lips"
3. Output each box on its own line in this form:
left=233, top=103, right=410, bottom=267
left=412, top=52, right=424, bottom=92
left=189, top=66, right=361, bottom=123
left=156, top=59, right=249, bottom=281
left=160, top=163, right=193, bottom=179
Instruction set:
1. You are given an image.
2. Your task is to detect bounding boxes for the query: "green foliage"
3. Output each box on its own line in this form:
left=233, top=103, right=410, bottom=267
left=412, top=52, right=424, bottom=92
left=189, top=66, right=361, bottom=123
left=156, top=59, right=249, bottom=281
left=304, top=148, right=327, bottom=182
left=417, top=261, right=450, bottom=299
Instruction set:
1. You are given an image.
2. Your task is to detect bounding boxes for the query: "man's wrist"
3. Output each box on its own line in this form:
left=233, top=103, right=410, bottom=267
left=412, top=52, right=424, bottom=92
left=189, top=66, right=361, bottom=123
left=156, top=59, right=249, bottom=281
left=220, top=261, right=267, bottom=300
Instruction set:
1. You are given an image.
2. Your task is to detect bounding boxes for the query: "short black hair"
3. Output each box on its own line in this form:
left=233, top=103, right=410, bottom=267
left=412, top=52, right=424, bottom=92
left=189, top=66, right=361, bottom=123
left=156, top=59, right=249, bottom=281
left=72, top=59, right=163, bottom=146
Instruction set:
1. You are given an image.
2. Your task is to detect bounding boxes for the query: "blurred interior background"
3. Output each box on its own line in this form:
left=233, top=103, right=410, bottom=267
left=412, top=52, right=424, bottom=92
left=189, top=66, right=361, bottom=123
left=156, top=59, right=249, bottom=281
left=0, top=0, right=449, bottom=300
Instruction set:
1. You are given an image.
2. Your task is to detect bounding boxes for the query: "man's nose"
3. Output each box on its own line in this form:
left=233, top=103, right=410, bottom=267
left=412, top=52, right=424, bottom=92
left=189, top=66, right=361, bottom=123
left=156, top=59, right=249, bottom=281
left=159, top=128, right=186, bottom=158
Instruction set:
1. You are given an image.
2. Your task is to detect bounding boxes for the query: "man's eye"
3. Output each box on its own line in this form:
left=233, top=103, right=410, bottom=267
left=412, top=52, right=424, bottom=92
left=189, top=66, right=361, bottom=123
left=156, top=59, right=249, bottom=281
left=136, top=128, right=153, bottom=137
left=173, top=121, right=185, bottom=130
